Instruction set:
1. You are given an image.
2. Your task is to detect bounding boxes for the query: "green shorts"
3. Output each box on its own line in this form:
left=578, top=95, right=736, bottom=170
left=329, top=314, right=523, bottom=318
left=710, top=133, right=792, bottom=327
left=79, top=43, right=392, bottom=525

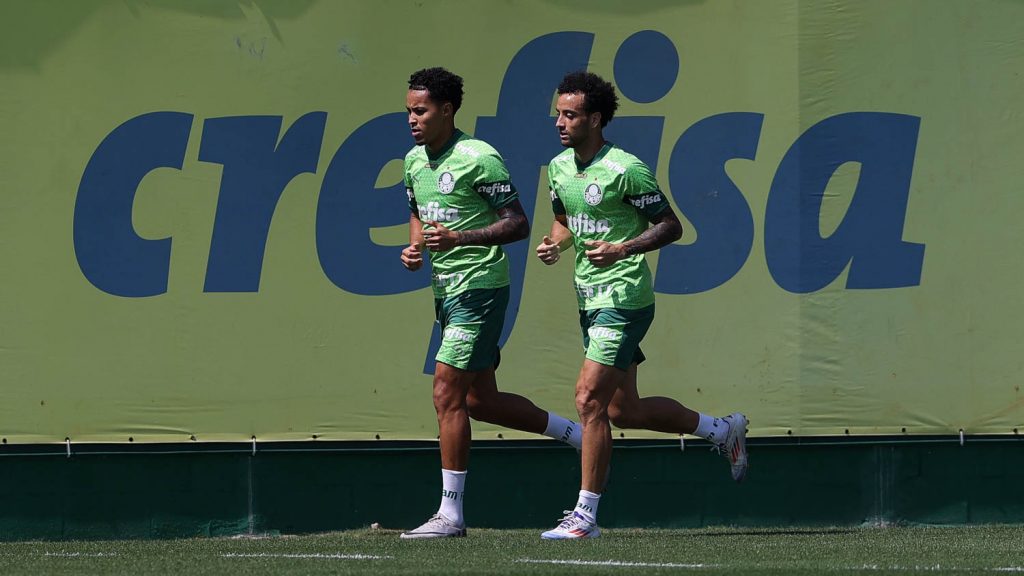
left=579, top=305, right=654, bottom=371
left=434, top=286, right=509, bottom=372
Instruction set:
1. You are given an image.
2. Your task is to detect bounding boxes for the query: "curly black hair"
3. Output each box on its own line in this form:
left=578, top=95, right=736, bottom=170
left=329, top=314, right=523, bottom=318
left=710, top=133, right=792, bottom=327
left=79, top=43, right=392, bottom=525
left=408, top=67, right=464, bottom=114
left=557, top=71, right=619, bottom=127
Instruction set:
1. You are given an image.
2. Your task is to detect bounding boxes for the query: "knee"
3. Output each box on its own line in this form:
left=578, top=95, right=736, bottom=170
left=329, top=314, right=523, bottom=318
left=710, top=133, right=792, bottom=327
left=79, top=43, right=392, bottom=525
left=575, top=387, right=608, bottom=424
left=432, top=378, right=466, bottom=415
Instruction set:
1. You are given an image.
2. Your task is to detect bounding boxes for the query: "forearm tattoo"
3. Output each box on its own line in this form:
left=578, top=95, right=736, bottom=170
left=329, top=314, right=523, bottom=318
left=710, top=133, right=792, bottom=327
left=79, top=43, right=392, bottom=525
left=457, top=206, right=530, bottom=247
left=622, top=214, right=683, bottom=256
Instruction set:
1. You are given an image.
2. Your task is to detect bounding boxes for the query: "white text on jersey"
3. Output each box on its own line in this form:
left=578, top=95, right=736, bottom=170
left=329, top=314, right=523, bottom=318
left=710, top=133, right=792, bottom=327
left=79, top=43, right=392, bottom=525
left=628, top=193, right=663, bottom=209
left=601, top=158, right=627, bottom=175
left=476, top=182, right=511, bottom=196
left=419, top=201, right=460, bottom=223
left=567, top=212, right=610, bottom=234
left=433, top=272, right=466, bottom=287
left=455, top=142, right=481, bottom=158
left=576, top=283, right=615, bottom=299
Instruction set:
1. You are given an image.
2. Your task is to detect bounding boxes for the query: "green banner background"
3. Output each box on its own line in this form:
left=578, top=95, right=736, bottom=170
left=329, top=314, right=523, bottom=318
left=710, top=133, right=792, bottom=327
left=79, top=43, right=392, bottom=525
left=1, top=1, right=1022, bottom=442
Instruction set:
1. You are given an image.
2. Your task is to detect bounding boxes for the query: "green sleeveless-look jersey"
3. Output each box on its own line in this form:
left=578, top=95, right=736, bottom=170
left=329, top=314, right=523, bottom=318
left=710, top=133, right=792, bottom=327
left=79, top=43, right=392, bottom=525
left=548, top=143, right=670, bottom=310
left=405, top=130, right=518, bottom=298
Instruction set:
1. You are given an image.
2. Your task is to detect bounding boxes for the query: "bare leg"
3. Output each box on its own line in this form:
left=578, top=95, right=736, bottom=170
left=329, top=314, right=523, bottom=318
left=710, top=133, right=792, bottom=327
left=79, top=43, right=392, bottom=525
left=575, top=359, right=625, bottom=493
left=466, top=368, right=547, bottom=434
left=433, top=362, right=477, bottom=471
left=607, top=363, right=700, bottom=434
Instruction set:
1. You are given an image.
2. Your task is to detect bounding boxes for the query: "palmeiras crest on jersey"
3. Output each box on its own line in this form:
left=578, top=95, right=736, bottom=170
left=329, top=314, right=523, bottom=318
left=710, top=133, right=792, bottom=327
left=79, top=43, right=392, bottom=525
left=438, top=172, right=456, bottom=194
left=584, top=183, right=603, bottom=206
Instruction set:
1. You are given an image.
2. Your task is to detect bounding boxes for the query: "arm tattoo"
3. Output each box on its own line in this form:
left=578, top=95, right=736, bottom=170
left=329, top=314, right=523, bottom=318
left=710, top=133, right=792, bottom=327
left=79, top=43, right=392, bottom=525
left=621, top=210, right=683, bottom=256
left=457, top=203, right=530, bottom=247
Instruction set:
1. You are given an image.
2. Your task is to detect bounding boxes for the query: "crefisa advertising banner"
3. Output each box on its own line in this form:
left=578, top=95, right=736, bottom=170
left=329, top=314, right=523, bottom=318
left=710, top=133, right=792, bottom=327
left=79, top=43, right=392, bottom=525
left=2, top=1, right=1022, bottom=442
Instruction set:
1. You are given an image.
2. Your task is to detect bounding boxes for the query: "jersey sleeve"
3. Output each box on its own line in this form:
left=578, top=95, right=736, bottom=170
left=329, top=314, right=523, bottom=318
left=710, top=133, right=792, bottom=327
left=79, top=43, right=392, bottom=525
left=404, top=157, right=419, bottom=216
left=622, top=162, right=669, bottom=219
left=547, top=168, right=566, bottom=215
left=472, top=153, right=518, bottom=210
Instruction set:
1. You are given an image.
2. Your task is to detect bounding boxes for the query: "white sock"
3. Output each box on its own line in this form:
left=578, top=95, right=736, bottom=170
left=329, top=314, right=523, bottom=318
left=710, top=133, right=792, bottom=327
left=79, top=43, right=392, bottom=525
left=693, top=413, right=730, bottom=444
left=437, top=469, right=466, bottom=526
left=574, top=489, right=601, bottom=523
left=544, top=412, right=583, bottom=449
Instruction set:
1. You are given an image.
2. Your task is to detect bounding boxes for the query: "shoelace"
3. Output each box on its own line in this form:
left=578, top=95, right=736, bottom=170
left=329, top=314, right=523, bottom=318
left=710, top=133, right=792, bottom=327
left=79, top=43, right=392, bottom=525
left=555, top=510, right=577, bottom=528
left=423, top=514, right=450, bottom=527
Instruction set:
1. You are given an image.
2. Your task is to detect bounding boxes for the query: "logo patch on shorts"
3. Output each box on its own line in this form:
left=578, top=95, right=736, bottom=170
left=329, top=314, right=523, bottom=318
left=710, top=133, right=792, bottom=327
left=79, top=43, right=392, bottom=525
left=444, top=326, right=476, bottom=343
left=588, top=326, right=622, bottom=341
left=587, top=325, right=622, bottom=354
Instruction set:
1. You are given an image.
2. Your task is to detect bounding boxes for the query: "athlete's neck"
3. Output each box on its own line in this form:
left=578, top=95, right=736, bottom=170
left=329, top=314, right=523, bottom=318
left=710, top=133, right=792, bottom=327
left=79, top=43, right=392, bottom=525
left=426, top=124, right=457, bottom=155
left=573, top=136, right=606, bottom=168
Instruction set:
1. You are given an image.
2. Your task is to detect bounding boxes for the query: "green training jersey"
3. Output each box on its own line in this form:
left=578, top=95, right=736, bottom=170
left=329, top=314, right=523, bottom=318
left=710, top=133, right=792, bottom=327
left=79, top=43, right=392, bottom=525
left=405, top=129, right=518, bottom=298
left=548, top=143, right=670, bottom=310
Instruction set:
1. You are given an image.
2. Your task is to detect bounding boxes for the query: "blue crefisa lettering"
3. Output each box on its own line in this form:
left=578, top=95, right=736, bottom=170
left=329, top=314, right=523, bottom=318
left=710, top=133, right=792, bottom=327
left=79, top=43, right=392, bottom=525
left=448, top=30, right=596, bottom=373
left=200, top=112, right=327, bottom=292
left=74, top=111, right=193, bottom=297
left=316, top=112, right=428, bottom=296
left=73, top=30, right=925, bottom=375
left=764, top=112, right=925, bottom=293
left=655, top=112, right=764, bottom=295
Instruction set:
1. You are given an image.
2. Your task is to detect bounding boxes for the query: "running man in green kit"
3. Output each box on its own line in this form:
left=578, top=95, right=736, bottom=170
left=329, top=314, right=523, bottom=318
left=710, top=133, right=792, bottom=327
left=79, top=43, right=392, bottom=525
left=536, top=71, right=749, bottom=539
left=398, top=67, right=582, bottom=539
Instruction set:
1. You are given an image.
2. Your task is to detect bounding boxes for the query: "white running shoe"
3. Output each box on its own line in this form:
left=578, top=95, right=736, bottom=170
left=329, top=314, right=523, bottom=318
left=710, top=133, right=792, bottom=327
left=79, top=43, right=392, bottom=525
left=713, top=412, right=749, bottom=482
left=540, top=511, right=600, bottom=539
left=399, top=514, right=466, bottom=539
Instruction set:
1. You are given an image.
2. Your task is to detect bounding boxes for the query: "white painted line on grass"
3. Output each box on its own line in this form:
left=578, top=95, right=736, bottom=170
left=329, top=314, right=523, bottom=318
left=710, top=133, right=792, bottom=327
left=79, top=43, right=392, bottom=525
left=222, top=552, right=392, bottom=560
left=517, top=558, right=714, bottom=569
left=518, top=559, right=1024, bottom=572
left=852, top=566, right=1024, bottom=573
left=43, top=552, right=117, bottom=557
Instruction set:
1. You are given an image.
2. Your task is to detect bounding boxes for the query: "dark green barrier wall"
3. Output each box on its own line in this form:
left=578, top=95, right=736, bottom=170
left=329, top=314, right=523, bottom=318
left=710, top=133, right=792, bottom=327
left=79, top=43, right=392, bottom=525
left=1, top=437, right=1021, bottom=540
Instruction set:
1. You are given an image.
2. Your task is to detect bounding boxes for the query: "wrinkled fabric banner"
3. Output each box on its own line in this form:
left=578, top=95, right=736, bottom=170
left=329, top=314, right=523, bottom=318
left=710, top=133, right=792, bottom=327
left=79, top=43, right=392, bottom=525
left=1, top=0, right=1021, bottom=442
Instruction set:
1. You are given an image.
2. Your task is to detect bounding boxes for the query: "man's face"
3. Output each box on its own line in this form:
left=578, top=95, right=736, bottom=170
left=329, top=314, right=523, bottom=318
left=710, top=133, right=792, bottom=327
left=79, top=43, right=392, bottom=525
left=555, top=92, right=599, bottom=148
left=406, top=89, right=449, bottom=148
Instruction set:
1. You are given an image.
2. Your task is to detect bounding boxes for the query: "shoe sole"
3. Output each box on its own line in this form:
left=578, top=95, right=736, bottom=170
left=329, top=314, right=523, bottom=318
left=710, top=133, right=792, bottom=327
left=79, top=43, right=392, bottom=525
left=729, top=413, right=749, bottom=483
left=540, top=527, right=601, bottom=540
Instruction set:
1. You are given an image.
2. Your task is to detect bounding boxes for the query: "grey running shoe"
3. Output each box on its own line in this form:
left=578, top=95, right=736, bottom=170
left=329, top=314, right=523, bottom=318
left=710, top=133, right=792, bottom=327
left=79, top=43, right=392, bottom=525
left=713, top=412, right=749, bottom=482
left=399, top=514, right=466, bottom=539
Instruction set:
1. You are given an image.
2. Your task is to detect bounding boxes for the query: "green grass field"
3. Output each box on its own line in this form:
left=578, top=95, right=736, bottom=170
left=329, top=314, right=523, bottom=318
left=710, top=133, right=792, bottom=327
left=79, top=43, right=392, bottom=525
left=0, top=525, right=1021, bottom=575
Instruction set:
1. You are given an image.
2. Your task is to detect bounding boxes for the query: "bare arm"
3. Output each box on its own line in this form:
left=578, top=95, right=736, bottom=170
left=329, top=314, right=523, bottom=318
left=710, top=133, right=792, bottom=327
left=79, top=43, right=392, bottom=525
left=621, top=206, right=683, bottom=255
left=583, top=207, right=684, bottom=268
left=424, top=199, right=530, bottom=251
left=456, top=199, right=530, bottom=246
left=409, top=213, right=425, bottom=248
left=536, top=214, right=573, bottom=265
left=401, top=213, right=426, bottom=271
left=548, top=214, right=573, bottom=250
